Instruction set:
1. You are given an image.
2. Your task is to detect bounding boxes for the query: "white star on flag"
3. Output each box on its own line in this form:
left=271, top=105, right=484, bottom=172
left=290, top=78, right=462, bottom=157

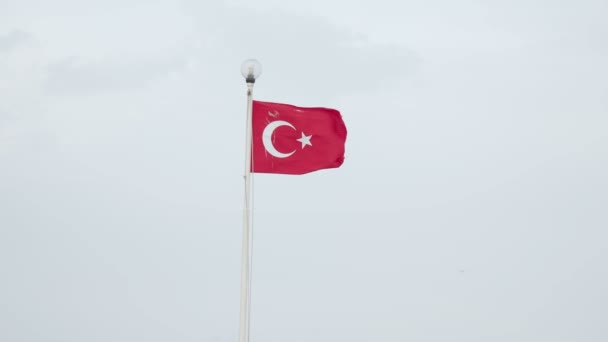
left=296, top=132, right=312, bottom=149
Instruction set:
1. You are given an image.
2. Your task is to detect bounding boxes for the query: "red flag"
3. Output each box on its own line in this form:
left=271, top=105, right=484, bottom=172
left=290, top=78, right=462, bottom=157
left=251, top=100, right=347, bottom=175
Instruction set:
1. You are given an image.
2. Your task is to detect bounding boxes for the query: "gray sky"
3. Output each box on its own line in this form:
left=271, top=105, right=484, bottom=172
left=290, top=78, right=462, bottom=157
left=1, top=0, right=607, bottom=341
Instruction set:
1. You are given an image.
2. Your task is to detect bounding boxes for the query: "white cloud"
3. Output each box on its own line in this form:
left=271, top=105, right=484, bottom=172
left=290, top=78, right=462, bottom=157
left=0, top=29, right=34, bottom=52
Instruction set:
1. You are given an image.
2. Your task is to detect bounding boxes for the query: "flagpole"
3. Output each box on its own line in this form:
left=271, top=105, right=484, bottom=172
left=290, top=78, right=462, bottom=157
left=239, top=59, right=261, bottom=342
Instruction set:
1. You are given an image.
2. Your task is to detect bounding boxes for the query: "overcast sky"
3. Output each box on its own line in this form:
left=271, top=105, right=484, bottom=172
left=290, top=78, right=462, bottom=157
left=1, top=0, right=607, bottom=341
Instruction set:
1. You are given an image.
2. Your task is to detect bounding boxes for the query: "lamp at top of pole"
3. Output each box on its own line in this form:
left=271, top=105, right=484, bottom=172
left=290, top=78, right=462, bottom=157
left=241, top=59, right=262, bottom=84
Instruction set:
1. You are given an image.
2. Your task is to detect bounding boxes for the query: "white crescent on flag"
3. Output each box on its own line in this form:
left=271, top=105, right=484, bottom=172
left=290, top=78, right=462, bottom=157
left=262, top=120, right=296, bottom=158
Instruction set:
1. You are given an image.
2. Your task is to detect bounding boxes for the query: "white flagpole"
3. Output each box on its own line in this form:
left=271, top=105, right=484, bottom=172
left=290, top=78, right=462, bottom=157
left=239, top=59, right=261, bottom=342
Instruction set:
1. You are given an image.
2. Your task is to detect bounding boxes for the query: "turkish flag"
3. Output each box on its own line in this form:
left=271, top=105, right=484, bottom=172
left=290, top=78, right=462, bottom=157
left=251, top=100, right=347, bottom=175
